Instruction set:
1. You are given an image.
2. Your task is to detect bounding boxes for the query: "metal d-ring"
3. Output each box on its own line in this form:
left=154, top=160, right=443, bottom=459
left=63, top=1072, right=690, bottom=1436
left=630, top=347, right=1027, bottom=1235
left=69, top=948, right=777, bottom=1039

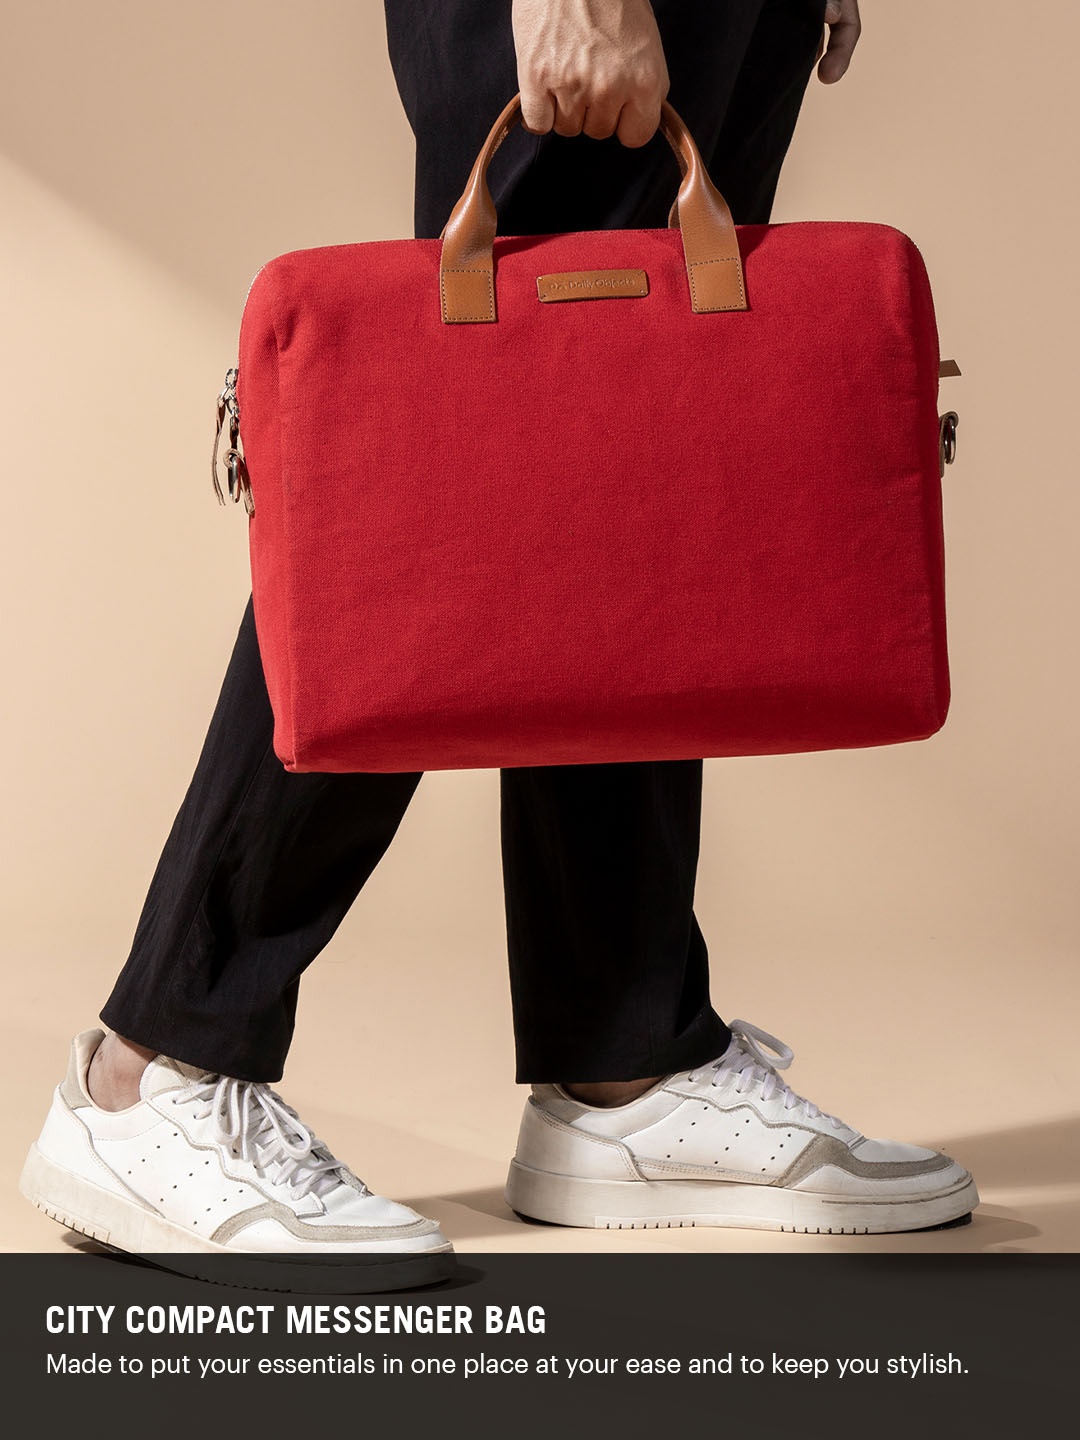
left=939, top=411, right=959, bottom=476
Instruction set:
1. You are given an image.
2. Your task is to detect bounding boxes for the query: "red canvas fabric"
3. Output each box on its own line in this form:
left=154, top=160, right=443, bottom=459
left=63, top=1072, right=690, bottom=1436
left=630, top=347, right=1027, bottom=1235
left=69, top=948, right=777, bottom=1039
left=236, top=220, right=949, bottom=773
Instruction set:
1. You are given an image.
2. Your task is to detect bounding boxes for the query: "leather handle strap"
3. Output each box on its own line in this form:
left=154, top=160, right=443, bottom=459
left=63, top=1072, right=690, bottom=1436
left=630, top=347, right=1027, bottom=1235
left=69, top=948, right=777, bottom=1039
left=440, top=95, right=748, bottom=324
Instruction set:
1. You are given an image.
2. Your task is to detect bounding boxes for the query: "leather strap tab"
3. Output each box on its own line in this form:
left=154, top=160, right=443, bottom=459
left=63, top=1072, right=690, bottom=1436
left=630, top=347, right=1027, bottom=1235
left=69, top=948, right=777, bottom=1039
left=441, top=267, right=496, bottom=324
left=440, top=95, right=748, bottom=323
left=686, top=257, right=745, bottom=313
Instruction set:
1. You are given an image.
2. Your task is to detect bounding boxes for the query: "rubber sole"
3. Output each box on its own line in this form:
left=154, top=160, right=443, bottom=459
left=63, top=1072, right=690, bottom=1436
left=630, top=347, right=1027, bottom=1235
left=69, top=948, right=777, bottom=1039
left=21, top=1145, right=456, bottom=1293
left=505, top=1159, right=978, bottom=1235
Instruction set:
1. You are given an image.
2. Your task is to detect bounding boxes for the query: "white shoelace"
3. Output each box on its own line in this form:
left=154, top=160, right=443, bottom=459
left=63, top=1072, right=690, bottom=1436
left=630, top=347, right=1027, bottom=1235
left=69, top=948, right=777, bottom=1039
left=687, top=1019, right=844, bottom=1128
left=175, top=1076, right=358, bottom=1201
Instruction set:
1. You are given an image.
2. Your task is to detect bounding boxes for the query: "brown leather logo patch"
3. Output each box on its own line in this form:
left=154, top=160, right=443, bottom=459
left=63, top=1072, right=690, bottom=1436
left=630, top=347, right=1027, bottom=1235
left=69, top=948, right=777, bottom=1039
left=537, top=269, right=649, bottom=303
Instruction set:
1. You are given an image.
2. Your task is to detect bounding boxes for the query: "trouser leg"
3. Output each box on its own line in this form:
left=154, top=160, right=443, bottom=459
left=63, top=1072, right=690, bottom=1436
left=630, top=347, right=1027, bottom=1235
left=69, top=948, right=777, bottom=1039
left=100, top=601, right=422, bottom=1081
left=387, top=0, right=825, bottom=1081
left=703, top=0, right=829, bottom=227
left=501, top=761, right=724, bottom=1082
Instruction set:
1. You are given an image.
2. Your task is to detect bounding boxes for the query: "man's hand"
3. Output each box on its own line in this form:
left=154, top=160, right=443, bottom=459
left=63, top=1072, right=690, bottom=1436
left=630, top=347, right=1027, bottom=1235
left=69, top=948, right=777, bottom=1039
left=817, top=0, right=861, bottom=83
left=511, top=0, right=669, bottom=148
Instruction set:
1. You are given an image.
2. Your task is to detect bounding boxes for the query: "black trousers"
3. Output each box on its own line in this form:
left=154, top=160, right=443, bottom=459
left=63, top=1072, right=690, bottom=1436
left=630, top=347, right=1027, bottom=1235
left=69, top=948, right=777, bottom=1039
left=101, top=0, right=825, bottom=1084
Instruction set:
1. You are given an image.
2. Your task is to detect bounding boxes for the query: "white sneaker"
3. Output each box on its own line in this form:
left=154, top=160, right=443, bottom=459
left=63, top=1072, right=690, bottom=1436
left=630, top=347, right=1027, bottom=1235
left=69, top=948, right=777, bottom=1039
left=506, top=1020, right=978, bottom=1234
left=21, top=1032, right=453, bottom=1286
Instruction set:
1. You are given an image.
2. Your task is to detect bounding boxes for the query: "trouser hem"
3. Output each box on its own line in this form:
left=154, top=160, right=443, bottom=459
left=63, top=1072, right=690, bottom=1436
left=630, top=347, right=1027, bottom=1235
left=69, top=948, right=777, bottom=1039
left=97, top=1004, right=284, bottom=1085
left=513, top=1013, right=732, bottom=1086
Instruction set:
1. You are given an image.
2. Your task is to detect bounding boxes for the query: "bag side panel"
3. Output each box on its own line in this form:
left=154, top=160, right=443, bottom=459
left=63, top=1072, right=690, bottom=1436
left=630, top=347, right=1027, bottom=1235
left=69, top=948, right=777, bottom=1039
left=237, top=267, right=296, bottom=767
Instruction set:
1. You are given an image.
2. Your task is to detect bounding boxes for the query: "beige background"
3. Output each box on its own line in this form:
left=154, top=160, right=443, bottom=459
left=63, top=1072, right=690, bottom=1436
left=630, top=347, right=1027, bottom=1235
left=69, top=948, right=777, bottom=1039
left=1, top=1, right=1077, bottom=1254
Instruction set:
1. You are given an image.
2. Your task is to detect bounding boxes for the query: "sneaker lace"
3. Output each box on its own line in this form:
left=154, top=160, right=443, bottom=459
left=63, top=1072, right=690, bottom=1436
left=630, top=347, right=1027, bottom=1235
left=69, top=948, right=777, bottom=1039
left=687, top=1019, right=844, bottom=1128
left=176, top=1075, right=359, bottom=1201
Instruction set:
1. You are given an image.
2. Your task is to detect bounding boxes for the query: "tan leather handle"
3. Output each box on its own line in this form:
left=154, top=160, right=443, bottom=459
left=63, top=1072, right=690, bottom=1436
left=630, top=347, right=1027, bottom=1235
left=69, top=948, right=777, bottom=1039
left=440, top=95, right=748, bottom=324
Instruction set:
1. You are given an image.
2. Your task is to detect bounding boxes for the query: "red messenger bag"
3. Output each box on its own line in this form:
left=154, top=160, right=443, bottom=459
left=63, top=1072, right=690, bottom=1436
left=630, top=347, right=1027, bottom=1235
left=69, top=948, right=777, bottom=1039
left=221, top=96, right=959, bottom=774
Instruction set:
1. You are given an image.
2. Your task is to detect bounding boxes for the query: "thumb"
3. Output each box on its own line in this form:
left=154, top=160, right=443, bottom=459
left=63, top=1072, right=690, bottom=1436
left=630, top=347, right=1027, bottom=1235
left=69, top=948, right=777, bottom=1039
left=519, top=85, right=555, bottom=135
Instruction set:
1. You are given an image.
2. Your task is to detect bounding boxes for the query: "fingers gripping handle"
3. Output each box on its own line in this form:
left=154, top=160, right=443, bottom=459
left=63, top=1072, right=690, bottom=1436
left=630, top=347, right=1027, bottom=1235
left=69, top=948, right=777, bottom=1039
left=439, top=95, right=748, bottom=323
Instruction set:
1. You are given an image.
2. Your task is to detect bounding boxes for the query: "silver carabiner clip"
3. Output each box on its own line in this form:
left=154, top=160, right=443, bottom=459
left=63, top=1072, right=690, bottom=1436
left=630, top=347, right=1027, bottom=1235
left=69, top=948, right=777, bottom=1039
left=212, top=367, right=253, bottom=514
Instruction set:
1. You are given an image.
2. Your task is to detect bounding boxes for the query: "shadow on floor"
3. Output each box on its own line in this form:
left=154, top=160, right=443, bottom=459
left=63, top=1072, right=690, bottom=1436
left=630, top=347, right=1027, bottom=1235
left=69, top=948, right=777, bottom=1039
left=938, top=1114, right=1080, bottom=1190
left=405, top=1114, right=1080, bottom=1252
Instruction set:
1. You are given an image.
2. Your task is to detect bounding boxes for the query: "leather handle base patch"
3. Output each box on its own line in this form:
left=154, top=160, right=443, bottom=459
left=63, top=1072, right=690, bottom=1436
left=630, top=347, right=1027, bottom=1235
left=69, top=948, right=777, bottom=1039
left=537, top=270, right=649, bottom=303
